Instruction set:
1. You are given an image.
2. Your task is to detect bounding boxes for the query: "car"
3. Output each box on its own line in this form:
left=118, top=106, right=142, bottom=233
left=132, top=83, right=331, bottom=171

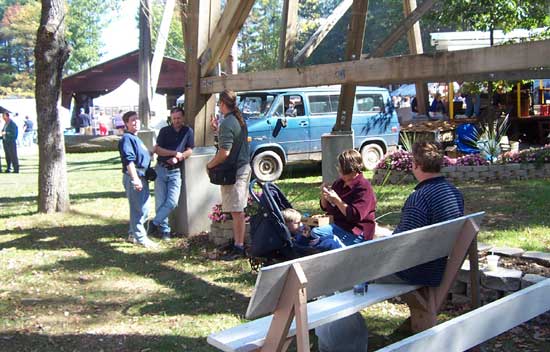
left=239, top=86, right=400, bottom=182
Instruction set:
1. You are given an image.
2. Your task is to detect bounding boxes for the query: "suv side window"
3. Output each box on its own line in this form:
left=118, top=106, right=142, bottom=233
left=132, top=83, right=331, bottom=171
left=329, top=95, right=339, bottom=112
left=356, top=94, right=385, bottom=112
left=308, top=95, right=332, bottom=114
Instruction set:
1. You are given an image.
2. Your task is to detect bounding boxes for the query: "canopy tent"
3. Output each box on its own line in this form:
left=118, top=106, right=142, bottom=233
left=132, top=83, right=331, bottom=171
left=93, top=78, right=169, bottom=129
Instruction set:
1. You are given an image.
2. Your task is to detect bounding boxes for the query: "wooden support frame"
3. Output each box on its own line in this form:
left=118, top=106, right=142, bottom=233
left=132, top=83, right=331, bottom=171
left=293, top=0, right=353, bottom=65
left=262, top=263, right=310, bottom=352
left=184, top=0, right=220, bottom=146
left=199, top=0, right=255, bottom=77
left=367, top=0, right=438, bottom=58
left=200, top=39, right=550, bottom=94
left=278, top=0, right=299, bottom=68
left=403, top=219, right=480, bottom=332
left=334, top=0, right=369, bottom=132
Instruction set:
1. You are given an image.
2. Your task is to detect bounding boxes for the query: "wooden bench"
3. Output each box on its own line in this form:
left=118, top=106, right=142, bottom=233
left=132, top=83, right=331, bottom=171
left=378, top=278, right=550, bottom=351
left=208, top=212, right=485, bottom=352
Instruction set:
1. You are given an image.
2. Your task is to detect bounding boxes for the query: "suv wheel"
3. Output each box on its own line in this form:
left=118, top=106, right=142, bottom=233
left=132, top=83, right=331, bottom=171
left=252, top=150, right=283, bottom=182
left=361, top=143, right=384, bottom=170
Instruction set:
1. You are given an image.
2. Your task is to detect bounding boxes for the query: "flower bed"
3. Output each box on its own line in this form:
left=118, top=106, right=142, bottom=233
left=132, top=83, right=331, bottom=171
left=372, top=145, right=550, bottom=185
left=208, top=193, right=260, bottom=245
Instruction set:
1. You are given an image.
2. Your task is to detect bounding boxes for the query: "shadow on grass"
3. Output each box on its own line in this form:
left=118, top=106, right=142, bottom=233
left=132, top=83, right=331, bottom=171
left=0, top=191, right=125, bottom=205
left=0, top=224, right=250, bottom=317
left=0, top=332, right=211, bottom=352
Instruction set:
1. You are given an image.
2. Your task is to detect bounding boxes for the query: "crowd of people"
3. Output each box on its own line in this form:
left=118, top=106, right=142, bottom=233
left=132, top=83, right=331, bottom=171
left=114, top=88, right=463, bottom=351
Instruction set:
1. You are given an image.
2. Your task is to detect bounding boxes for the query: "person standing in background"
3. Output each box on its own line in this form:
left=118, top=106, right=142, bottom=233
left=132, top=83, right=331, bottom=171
left=23, top=116, right=34, bottom=147
left=1, top=112, right=19, bottom=173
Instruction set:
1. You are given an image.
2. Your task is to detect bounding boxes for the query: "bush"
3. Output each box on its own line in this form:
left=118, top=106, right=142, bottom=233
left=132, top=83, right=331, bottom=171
left=501, top=145, right=550, bottom=165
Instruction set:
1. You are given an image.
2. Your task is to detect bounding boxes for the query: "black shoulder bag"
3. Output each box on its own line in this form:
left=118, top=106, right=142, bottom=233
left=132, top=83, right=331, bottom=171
left=207, top=124, right=247, bottom=185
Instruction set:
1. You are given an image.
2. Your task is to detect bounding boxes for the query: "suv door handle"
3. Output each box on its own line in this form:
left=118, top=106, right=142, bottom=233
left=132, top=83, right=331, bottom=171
left=299, top=121, right=308, bottom=127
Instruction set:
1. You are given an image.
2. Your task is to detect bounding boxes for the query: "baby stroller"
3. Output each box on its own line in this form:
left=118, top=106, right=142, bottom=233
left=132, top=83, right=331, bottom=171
left=247, top=179, right=312, bottom=270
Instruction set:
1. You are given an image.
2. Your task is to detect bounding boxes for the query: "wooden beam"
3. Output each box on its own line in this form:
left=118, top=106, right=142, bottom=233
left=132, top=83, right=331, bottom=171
left=278, top=0, right=299, bottom=68
left=200, top=40, right=550, bottom=94
left=139, top=0, right=152, bottom=128
left=367, top=0, right=438, bottom=58
left=293, top=0, right=353, bottom=65
left=151, top=0, right=176, bottom=94
left=184, top=0, right=220, bottom=146
left=334, top=0, right=369, bottom=132
left=403, top=0, right=429, bottom=115
left=199, top=0, right=255, bottom=77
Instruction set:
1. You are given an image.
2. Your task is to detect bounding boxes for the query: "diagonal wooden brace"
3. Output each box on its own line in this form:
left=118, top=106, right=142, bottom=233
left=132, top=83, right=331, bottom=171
left=262, top=263, right=310, bottom=352
left=404, top=219, right=480, bottom=332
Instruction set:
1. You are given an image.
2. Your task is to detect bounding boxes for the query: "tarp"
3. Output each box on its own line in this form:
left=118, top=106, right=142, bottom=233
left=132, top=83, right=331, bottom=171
left=94, top=78, right=166, bottom=109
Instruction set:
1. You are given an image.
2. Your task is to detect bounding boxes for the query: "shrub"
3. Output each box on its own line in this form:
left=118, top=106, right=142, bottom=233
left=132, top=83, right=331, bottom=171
left=501, top=145, right=550, bottom=165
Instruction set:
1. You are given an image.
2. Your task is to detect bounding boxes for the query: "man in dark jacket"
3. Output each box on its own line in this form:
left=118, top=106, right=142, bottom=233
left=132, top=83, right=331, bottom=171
left=1, top=112, right=19, bottom=173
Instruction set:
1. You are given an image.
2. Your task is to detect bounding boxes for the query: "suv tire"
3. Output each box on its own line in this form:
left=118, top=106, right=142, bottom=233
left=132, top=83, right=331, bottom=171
left=360, top=143, right=384, bottom=170
left=252, top=150, right=283, bottom=182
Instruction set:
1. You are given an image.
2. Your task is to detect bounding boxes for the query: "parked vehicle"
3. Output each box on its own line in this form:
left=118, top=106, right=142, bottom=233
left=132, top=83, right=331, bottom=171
left=239, top=86, right=400, bottom=181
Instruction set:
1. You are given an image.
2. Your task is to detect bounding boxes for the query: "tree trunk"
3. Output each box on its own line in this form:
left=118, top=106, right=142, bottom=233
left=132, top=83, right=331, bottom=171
left=34, top=0, right=71, bottom=213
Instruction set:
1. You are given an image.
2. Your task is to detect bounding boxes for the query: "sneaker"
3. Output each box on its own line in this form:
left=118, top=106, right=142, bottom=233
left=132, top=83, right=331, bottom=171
left=161, top=232, right=171, bottom=241
left=127, top=234, right=137, bottom=244
left=220, top=246, right=246, bottom=261
left=136, top=237, right=159, bottom=249
left=147, top=220, right=159, bottom=237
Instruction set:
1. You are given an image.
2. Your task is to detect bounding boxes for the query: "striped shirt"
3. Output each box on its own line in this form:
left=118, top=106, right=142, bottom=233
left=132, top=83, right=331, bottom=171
left=394, top=176, right=464, bottom=286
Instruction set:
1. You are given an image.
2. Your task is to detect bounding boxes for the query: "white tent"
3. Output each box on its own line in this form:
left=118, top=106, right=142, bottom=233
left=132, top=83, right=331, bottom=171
left=93, top=78, right=168, bottom=129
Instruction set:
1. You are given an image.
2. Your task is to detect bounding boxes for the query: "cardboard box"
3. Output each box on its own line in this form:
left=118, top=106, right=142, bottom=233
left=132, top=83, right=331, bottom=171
left=302, top=215, right=333, bottom=227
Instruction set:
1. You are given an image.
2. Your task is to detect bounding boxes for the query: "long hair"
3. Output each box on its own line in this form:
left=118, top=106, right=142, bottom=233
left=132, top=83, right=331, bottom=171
left=219, top=89, right=245, bottom=127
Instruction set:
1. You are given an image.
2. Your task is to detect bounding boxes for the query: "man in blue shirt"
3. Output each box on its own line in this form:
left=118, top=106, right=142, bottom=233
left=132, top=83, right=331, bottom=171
left=393, top=142, right=464, bottom=286
left=148, top=107, right=194, bottom=240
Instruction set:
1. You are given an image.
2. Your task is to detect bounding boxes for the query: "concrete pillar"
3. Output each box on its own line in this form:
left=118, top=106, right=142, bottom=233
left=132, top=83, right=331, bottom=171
left=171, top=146, right=221, bottom=235
left=321, top=132, right=354, bottom=184
left=137, top=129, right=156, bottom=151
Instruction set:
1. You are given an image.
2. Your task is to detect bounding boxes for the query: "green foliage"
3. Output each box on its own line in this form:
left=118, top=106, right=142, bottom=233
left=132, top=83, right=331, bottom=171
left=65, top=0, right=120, bottom=73
left=239, top=0, right=282, bottom=71
left=149, top=0, right=184, bottom=60
left=428, top=0, right=550, bottom=32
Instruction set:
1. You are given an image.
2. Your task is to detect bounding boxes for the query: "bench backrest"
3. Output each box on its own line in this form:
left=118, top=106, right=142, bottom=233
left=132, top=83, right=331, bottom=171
left=246, top=212, right=484, bottom=319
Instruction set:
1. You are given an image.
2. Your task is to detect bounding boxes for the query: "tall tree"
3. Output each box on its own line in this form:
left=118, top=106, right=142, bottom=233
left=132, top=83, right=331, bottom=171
left=35, top=0, right=71, bottom=213
left=0, top=1, right=40, bottom=97
left=65, top=0, right=119, bottom=73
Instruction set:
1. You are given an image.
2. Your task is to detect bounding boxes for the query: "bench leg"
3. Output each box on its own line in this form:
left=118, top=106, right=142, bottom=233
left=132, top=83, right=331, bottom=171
left=404, top=287, right=438, bottom=332
left=262, top=263, right=310, bottom=352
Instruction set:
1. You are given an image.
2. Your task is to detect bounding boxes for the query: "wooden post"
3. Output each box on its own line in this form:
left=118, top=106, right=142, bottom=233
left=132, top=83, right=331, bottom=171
left=262, top=263, right=310, bottom=352
left=517, top=82, right=521, bottom=117
left=278, top=0, right=299, bottom=68
left=468, top=238, right=480, bottom=309
left=403, top=0, right=429, bottom=115
left=184, top=0, right=220, bottom=146
left=334, top=0, right=369, bottom=132
left=449, top=82, right=454, bottom=120
left=151, top=0, right=176, bottom=94
left=139, top=0, right=152, bottom=129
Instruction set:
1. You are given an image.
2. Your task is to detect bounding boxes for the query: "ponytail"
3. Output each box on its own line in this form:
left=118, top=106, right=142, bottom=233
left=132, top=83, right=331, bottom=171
left=220, top=89, right=245, bottom=127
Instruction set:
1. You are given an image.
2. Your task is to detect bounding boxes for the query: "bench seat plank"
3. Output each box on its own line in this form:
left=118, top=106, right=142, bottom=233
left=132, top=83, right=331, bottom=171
left=376, top=279, right=550, bottom=352
left=207, top=283, right=420, bottom=352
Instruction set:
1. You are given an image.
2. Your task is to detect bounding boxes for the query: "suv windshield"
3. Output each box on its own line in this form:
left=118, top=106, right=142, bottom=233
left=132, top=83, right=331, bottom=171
left=238, top=93, right=277, bottom=119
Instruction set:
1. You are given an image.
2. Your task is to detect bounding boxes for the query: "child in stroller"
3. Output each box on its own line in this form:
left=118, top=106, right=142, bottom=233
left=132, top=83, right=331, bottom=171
left=281, top=208, right=343, bottom=252
left=247, top=179, right=342, bottom=270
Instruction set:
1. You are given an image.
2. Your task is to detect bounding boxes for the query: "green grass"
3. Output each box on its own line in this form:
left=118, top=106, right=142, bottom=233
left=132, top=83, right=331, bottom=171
left=0, top=151, right=549, bottom=351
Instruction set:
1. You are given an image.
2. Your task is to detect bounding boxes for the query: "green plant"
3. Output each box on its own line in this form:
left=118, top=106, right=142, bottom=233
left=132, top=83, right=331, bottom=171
left=399, top=131, right=417, bottom=152
left=475, top=114, right=510, bottom=163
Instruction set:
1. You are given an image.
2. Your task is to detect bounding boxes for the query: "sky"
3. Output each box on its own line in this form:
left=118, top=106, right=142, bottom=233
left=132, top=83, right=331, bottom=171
left=100, top=0, right=139, bottom=62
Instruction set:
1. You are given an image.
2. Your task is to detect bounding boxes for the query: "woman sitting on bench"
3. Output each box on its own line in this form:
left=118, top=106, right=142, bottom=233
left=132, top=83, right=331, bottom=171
left=311, top=149, right=377, bottom=247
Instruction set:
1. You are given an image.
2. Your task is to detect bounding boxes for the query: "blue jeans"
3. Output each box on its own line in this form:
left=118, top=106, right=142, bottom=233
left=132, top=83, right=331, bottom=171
left=153, top=165, right=182, bottom=234
left=123, top=173, right=150, bottom=242
left=311, top=224, right=365, bottom=246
